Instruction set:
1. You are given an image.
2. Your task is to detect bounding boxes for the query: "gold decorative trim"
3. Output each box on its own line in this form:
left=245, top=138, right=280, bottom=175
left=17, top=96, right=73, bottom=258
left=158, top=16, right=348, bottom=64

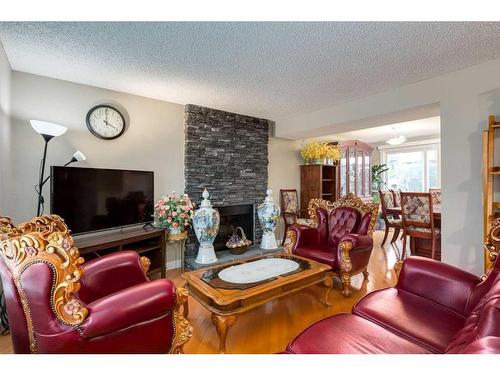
left=140, top=256, right=151, bottom=274
left=0, top=215, right=88, bottom=353
left=307, top=193, right=379, bottom=235
left=169, top=287, right=193, bottom=354
left=339, top=241, right=353, bottom=298
left=484, top=218, right=500, bottom=273
left=0, top=216, right=19, bottom=238
left=283, top=229, right=297, bottom=254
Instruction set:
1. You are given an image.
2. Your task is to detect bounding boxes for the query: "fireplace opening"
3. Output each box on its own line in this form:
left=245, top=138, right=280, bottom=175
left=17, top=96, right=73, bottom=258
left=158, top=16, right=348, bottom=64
left=213, top=204, right=255, bottom=252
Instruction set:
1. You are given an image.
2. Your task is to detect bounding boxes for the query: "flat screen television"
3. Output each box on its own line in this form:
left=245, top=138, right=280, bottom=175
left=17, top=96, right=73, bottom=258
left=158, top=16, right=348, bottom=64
left=51, top=166, right=154, bottom=234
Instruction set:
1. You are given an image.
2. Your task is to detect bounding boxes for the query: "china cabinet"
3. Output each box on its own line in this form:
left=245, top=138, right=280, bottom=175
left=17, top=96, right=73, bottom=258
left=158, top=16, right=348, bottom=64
left=336, top=140, right=374, bottom=201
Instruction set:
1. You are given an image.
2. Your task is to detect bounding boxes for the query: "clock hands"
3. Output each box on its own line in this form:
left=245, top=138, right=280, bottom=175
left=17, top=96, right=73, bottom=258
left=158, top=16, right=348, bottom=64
left=103, top=119, right=118, bottom=130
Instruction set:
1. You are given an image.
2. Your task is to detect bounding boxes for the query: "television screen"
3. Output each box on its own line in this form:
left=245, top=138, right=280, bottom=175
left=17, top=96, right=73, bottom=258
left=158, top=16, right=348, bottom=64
left=51, top=166, right=154, bottom=234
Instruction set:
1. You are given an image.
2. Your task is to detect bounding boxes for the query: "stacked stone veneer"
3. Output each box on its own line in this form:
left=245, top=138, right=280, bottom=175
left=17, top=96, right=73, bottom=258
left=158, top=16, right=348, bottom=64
left=184, top=104, right=270, bottom=257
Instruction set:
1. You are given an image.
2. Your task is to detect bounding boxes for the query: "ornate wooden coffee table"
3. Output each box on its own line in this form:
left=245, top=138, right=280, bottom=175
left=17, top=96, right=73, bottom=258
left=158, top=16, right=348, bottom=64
left=182, top=253, right=333, bottom=353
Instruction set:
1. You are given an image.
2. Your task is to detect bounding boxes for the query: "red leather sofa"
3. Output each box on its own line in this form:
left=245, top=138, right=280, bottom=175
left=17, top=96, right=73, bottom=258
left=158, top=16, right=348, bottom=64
left=0, top=215, right=192, bottom=354
left=286, top=194, right=378, bottom=297
left=285, top=256, right=500, bottom=354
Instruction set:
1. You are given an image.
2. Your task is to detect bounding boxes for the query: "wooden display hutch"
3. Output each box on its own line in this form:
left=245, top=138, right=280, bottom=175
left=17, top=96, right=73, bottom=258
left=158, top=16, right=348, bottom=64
left=300, top=164, right=339, bottom=212
left=74, top=227, right=167, bottom=278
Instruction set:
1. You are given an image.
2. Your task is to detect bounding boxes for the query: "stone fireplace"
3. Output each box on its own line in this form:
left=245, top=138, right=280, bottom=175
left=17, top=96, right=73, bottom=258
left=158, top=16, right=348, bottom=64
left=184, top=104, right=270, bottom=262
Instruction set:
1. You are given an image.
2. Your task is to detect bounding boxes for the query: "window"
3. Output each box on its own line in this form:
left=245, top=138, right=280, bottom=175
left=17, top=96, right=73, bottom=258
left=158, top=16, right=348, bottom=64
left=380, top=140, right=440, bottom=192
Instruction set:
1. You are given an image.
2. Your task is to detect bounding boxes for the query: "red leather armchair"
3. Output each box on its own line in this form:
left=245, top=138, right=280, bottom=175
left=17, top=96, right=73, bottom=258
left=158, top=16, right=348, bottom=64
left=0, top=215, right=192, bottom=354
left=285, top=256, right=500, bottom=354
left=284, top=194, right=378, bottom=297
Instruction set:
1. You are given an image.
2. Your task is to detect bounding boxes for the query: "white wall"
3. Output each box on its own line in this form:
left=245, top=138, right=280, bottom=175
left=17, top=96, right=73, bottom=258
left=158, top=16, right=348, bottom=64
left=276, top=58, right=500, bottom=275
left=268, top=137, right=302, bottom=241
left=0, top=41, right=11, bottom=215
left=8, top=71, right=185, bottom=223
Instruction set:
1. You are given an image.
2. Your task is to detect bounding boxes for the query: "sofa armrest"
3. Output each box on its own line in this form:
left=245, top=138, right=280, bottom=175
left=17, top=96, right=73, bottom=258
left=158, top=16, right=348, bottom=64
left=77, top=251, right=149, bottom=304
left=397, top=256, right=481, bottom=316
left=288, top=225, right=320, bottom=249
left=336, top=234, right=373, bottom=274
left=81, top=279, right=177, bottom=339
left=338, top=233, right=373, bottom=251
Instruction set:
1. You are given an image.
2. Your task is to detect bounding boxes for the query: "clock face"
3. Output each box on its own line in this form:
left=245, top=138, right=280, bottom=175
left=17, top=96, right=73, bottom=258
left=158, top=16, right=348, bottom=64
left=86, top=105, right=126, bottom=140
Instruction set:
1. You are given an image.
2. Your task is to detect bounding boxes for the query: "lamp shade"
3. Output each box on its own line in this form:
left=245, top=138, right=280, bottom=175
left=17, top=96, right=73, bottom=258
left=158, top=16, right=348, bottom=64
left=73, top=150, right=86, bottom=162
left=30, top=120, right=68, bottom=137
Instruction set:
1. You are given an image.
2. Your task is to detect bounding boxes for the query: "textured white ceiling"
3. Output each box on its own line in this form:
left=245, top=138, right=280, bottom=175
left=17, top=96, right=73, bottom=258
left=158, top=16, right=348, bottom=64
left=1, top=22, right=500, bottom=120
left=314, top=116, right=441, bottom=144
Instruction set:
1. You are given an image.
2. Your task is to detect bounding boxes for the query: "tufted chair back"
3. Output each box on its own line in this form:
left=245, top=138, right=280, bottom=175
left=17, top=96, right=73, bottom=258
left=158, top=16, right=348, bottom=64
left=315, top=207, right=329, bottom=246
left=307, top=194, right=378, bottom=245
left=327, top=207, right=361, bottom=247
left=312, top=202, right=374, bottom=249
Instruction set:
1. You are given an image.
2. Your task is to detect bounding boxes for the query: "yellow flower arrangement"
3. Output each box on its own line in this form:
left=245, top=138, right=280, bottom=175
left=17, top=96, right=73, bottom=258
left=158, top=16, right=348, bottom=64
left=301, top=142, right=341, bottom=162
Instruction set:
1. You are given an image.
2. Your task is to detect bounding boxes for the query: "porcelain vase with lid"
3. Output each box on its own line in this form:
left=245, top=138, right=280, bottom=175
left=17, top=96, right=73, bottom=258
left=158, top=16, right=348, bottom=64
left=193, top=189, right=219, bottom=264
left=257, top=189, right=281, bottom=250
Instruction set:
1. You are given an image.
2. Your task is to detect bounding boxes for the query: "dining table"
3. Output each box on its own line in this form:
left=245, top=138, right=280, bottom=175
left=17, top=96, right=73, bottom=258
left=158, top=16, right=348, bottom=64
left=385, top=204, right=441, bottom=261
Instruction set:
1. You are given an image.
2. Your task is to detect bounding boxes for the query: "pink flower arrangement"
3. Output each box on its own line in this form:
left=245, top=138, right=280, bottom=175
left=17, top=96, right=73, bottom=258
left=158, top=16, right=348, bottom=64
left=154, top=192, right=195, bottom=232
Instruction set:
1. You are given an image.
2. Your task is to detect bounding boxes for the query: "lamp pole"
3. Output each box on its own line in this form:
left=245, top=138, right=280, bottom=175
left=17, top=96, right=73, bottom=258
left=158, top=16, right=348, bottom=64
left=36, top=134, right=54, bottom=216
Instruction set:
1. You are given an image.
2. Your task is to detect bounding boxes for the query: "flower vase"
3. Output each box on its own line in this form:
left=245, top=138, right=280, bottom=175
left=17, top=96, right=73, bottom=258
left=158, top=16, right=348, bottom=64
left=193, top=189, right=219, bottom=264
left=257, top=189, right=281, bottom=250
left=169, top=226, right=181, bottom=235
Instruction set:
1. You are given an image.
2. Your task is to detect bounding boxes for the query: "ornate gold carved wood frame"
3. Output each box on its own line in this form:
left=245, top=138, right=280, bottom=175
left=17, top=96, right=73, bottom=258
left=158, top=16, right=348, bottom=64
left=307, top=193, right=379, bottom=235
left=484, top=218, right=500, bottom=275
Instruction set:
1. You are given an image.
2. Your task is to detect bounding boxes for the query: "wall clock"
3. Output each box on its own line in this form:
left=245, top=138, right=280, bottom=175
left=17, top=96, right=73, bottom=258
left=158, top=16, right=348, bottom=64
left=86, top=104, right=126, bottom=140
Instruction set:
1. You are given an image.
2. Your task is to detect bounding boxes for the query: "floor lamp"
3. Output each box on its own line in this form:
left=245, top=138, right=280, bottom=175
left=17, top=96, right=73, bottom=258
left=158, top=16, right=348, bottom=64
left=31, top=120, right=86, bottom=216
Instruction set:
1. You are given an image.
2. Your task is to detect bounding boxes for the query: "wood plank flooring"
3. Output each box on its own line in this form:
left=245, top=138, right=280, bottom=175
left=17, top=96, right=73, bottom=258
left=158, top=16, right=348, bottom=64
left=0, top=230, right=402, bottom=354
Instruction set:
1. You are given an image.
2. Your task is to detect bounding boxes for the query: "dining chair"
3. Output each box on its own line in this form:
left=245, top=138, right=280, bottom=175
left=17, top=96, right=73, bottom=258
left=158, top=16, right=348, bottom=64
left=429, top=188, right=442, bottom=206
left=400, top=192, right=440, bottom=261
left=379, top=190, right=402, bottom=246
left=390, top=189, right=402, bottom=207
left=279, top=189, right=314, bottom=245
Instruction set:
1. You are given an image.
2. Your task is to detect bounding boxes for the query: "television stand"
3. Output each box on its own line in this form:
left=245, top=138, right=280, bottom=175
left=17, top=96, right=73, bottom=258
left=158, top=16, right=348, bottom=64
left=74, top=227, right=167, bottom=278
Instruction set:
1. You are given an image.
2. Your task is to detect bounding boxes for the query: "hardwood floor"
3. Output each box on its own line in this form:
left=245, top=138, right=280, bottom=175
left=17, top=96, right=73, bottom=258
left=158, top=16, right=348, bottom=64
left=0, top=230, right=402, bottom=354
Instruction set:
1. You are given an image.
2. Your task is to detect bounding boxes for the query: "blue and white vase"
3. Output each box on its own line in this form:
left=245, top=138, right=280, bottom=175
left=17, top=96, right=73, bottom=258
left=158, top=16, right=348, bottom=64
left=193, top=189, right=220, bottom=264
left=257, top=189, right=281, bottom=250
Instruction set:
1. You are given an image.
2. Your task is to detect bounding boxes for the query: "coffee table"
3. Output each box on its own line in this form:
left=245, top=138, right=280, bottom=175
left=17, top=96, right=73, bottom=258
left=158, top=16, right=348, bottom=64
left=182, top=252, right=333, bottom=353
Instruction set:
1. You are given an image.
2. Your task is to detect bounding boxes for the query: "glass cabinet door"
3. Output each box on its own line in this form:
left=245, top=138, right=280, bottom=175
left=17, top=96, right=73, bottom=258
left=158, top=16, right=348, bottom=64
left=364, top=153, right=371, bottom=197
left=340, top=150, right=347, bottom=196
left=349, top=148, right=356, bottom=194
left=357, top=150, right=363, bottom=196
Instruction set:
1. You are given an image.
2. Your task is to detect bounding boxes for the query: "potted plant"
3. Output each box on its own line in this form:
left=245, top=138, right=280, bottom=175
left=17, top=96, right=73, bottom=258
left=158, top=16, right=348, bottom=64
left=300, top=142, right=341, bottom=165
left=371, top=164, right=389, bottom=230
left=155, top=192, right=195, bottom=238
